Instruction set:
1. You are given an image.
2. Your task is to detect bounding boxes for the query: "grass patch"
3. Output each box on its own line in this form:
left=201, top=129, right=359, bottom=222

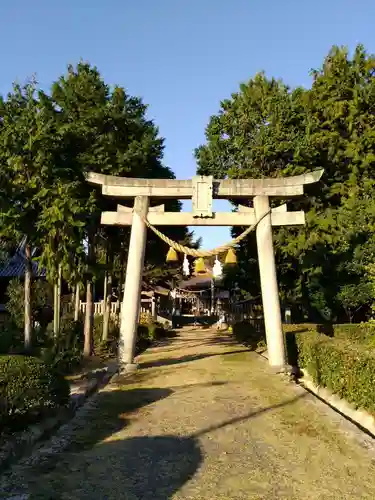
left=220, top=351, right=250, bottom=362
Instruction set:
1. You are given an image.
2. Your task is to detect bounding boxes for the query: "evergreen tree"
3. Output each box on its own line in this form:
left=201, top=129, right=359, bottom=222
left=0, top=81, right=55, bottom=348
left=196, top=45, right=375, bottom=322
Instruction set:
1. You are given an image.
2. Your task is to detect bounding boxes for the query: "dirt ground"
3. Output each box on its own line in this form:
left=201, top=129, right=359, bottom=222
left=2, top=326, right=375, bottom=499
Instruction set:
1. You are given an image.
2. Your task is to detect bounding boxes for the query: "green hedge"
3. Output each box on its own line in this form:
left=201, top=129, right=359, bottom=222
left=136, top=325, right=152, bottom=355
left=330, top=323, right=375, bottom=344
left=43, top=314, right=84, bottom=373
left=284, top=324, right=375, bottom=414
left=93, top=317, right=168, bottom=357
left=285, top=322, right=375, bottom=345
left=92, top=315, right=119, bottom=357
left=0, top=355, right=70, bottom=431
left=146, top=322, right=167, bottom=341
left=93, top=315, right=119, bottom=343
left=231, top=320, right=266, bottom=350
left=0, top=321, right=23, bottom=354
left=232, top=321, right=375, bottom=414
left=135, top=322, right=168, bottom=355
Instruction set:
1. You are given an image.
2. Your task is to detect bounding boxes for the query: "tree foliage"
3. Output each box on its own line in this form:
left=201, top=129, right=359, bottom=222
left=196, top=45, right=375, bottom=322
left=0, top=61, right=197, bottom=351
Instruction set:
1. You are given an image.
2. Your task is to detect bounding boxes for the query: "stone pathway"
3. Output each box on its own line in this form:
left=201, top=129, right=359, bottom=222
left=2, top=327, right=375, bottom=499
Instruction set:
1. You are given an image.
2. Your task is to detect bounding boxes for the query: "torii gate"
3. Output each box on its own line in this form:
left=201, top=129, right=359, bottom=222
left=87, top=169, right=323, bottom=372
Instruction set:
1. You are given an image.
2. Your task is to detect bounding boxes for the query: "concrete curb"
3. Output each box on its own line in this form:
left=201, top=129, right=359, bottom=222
left=0, top=363, right=118, bottom=473
left=257, top=348, right=375, bottom=438
left=299, top=370, right=375, bottom=438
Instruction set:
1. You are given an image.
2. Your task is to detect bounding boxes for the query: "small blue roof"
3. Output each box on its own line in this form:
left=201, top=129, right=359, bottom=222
left=0, top=236, right=46, bottom=278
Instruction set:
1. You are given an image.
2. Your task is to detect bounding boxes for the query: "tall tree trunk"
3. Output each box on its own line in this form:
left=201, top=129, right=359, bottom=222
left=53, top=282, right=58, bottom=336
left=116, top=244, right=125, bottom=324
left=83, top=231, right=95, bottom=357
left=53, top=264, right=62, bottom=336
left=57, top=264, right=62, bottom=327
left=102, top=245, right=114, bottom=342
left=24, top=243, right=32, bottom=351
left=103, top=253, right=108, bottom=311
left=70, top=284, right=75, bottom=315
left=83, top=279, right=94, bottom=356
left=74, top=283, right=80, bottom=322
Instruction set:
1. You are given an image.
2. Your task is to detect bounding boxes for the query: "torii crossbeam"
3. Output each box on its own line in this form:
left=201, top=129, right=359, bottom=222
left=87, top=169, right=323, bottom=372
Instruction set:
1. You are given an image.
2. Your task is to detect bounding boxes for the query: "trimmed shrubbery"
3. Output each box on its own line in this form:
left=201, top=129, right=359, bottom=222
left=139, top=311, right=153, bottom=325
left=146, top=322, right=168, bottom=341
left=42, top=313, right=84, bottom=375
left=0, top=355, right=70, bottom=432
left=328, top=323, right=375, bottom=345
left=136, top=325, right=152, bottom=355
left=232, top=320, right=375, bottom=414
left=0, top=320, right=24, bottom=355
left=136, top=321, right=168, bottom=355
left=93, top=315, right=119, bottom=356
left=6, top=278, right=53, bottom=330
left=0, top=312, right=85, bottom=373
left=92, top=315, right=168, bottom=356
left=284, top=323, right=375, bottom=414
left=231, top=320, right=266, bottom=350
left=0, top=308, right=169, bottom=433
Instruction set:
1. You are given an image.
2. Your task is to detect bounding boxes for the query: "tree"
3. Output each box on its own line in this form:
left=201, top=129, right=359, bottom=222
left=43, top=62, right=197, bottom=353
left=337, top=283, right=373, bottom=323
left=6, top=278, right=53, bottom=330
left=195, top=45, right=375, bottom=322
left=0, top=81, right=55, bottom=349
left=0, top=62, right=199, bottom=356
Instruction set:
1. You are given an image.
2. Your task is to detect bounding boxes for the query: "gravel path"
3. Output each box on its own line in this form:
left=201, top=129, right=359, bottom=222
left=2, top=327, right=375, bottom=499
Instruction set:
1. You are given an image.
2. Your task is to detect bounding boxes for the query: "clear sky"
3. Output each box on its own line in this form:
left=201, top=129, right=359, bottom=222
left=1, top=0, right=374, bottom=248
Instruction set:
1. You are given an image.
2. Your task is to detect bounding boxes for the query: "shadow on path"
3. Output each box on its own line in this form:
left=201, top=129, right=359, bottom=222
left=192, top=393, right=307, bottom=438
left=17, top=386, right=202, bottom=500
left=26, top=436, right=203, bottom=500
left=139, top=348, right=250, bottom=369
left=26, top=392, right=307, bottom=499
left=79, top=435, right=202, bottom=500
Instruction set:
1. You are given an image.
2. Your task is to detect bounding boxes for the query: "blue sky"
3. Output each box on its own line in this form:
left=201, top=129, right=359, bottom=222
left=1, top=0, right=374, bottom=248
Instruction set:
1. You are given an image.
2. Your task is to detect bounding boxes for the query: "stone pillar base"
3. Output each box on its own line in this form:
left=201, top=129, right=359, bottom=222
left=216, top=322, right=228, bottom=330
left=119, top=362, right=139, bottom=374
left=269, top=364, right=287, bottom=375
left=268, top=363, right=296, bottom=379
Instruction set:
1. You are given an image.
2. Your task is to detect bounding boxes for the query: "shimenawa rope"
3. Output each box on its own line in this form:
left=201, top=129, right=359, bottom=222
left=141, top=208, right=271, bottom=258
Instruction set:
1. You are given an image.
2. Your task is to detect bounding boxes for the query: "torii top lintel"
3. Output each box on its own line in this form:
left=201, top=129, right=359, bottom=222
left=86, top=169, right=324, bottom=199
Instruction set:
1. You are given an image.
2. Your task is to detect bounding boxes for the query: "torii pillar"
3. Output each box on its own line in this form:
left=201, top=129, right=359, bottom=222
left=87, top=169, right=323, bottom=372
left=119, top=196, right=149, bottom=369
left=254, top=195, right=285, bottom=368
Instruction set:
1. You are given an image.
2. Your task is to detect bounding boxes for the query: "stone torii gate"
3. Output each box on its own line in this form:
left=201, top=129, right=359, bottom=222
left=87, top=169, right=323, bottom=372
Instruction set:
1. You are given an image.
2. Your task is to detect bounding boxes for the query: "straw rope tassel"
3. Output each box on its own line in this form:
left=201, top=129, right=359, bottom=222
left=194, top=257, right=206, bottom=274
left=141, top=208, right=271, bottom=258
left=166, top=247, right=179, bottom=262
left=225, top=248, right=237, bottom=265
